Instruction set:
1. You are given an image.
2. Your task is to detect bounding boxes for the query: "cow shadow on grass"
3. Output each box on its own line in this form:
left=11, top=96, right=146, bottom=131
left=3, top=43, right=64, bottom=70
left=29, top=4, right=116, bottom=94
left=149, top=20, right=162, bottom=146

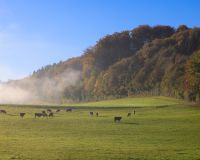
left=98, top=115, right=110, bottom=118
left=122, top=122, right=140, bottom=125
left=6, top=114, right=18, bottom=116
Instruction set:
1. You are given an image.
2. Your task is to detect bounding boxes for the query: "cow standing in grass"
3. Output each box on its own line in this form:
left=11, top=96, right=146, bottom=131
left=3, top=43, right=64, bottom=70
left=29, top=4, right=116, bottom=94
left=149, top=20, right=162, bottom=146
left=127, top=113, right=131, bottom=117
left=35, top=113, right=43, bottom=118
left=66, top=108, right=72, bottom=112
left=96, top=112, right=99, bottom=117
left=20, top=113, right=26, bottom=118
left=49, top=112, right=54, bottom=117
left=90, top=112, right=93, bottom=116
left=35, top=112, right=47, bottom=118
left=42, top=112, right=48, bottom=117
left=0, top=110, right=7, bottom=114
left=56, top=109, right=60, bottom=112
left=114, top=117, right=122, bottom=122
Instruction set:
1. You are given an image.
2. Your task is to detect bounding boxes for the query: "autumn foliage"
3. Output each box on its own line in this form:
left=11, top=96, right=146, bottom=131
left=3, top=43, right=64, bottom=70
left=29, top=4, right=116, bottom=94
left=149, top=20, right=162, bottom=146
left=28, top=25, right=200, bottom=103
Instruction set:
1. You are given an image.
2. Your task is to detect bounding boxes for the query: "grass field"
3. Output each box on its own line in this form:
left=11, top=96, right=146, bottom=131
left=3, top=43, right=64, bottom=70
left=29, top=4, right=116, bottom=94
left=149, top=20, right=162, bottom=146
left=0, top=96, right=200, bottom=160
left=66, top=96, right=184, bottom=107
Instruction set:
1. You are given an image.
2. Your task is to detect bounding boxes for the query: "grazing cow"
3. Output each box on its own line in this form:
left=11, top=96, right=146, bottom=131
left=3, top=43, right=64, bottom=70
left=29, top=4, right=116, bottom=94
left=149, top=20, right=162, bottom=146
left=0, top=110, right=6, bottom=114
left=35, top=112, right=48, bottom=118
left=47, top=109, right=52, bottom=112
left=49, top=112, right=54, bottom=117
left=20, top=113, right=26, bottom=118
left=134, top=110, right=136, bottom=115
left=96, top=112, right=99, bottom=117
left=56, top=109, right=60, bottom=112
left=66, top=108, right=72, bottom=112
left=42, top=112, right=48, bottom=117
left=90, top=112, right=93, bottom=116
left=127, top=113, right=131, bottom=117
left=114, top=116, right=122, bottom=122
left=35, top=113, right=43, bottom=118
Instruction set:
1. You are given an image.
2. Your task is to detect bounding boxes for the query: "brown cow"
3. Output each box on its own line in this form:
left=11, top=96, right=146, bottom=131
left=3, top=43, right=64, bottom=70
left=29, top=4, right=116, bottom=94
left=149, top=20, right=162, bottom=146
left=49, top=112, right=54, bottom=117
left=20, top=113, right=26, bottom=118
left=47, top=109, right=52, bottom=112
left=90, top=112, right=93, bottom=116
left=114, top=116, right=122, bottom=122
left=96, top=112, right=99, bottom=117
left=127, top=113, right=131, bottom=117
left=0, top=110, right=7, bottom=114
left=56, top=109, right=60, bottom=112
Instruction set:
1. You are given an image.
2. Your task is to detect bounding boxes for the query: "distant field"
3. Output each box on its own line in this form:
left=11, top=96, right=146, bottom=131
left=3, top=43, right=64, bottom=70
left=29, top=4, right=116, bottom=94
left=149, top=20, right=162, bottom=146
left=0, top=97, right=199, bottom=160
left=66, top=96, right=184, bottom=107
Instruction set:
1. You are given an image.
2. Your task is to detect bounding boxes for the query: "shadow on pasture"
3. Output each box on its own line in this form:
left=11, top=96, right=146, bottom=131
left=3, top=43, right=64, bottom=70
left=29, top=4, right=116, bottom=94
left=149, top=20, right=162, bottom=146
left=122, top=122, right=140, bottom=125
left=98, top=115, right=110, bottom=117
left=6, top=113, right=18, bottom=116
left=156, top=105, right=169, bottom=109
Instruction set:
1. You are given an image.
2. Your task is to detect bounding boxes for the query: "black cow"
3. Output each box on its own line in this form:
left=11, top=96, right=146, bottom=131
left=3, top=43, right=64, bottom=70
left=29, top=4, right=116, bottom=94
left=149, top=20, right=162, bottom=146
left=90, top=112, right=93, bottom=116
left=114, top=116, right=122, bottom=122
left=66, top=108, right=72, bottom=112
left=127, top=113, right=131, bottom=117
left=20, top=113, right=26, bottom=118
left=35, top=113, right=43, bottom=118
left=42, top=112, right=48, bottom=117
left=35, top=112, right=48, bottom=118
left=0, top=110, right=7, bottom=114
left=96, top=112, right=99, bottom=117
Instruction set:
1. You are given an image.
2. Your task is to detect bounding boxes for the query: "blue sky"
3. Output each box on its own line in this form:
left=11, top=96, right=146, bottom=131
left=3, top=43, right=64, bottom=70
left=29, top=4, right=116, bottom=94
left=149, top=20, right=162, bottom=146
left=0, top=0, right=200, bottom=81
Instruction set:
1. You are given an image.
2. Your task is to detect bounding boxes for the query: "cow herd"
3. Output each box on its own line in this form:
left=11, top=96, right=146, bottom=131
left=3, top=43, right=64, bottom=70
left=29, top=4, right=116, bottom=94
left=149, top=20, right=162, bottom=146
left=113, top=111, right=136, bottom=122
left=0, top=108, right=136, bottom=123
left=88, top=110, right=136, bottom=122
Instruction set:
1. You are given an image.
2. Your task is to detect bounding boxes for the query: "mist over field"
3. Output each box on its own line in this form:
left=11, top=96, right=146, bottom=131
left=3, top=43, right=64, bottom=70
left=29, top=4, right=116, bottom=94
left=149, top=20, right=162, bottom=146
left=0, top=68, right=81, bottom=104
left=0, top=83, right=30, bottom=104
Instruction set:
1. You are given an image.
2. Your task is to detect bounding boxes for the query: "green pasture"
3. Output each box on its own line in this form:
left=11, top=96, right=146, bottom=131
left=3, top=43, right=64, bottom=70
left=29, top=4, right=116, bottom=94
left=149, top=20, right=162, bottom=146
left=0, top=96, right=199, bottom=160
left=66, top=96, right=184, bottom=107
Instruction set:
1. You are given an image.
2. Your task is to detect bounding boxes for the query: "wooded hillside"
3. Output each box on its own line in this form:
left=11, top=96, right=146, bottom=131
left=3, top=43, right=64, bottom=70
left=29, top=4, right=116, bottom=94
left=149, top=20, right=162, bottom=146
left=10, top=25, right=200, bottom=103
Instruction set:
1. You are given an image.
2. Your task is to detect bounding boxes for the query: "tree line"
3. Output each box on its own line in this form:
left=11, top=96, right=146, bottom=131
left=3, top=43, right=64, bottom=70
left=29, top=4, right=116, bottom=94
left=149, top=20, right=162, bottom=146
left=23, top=25, right=200, bottom=103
